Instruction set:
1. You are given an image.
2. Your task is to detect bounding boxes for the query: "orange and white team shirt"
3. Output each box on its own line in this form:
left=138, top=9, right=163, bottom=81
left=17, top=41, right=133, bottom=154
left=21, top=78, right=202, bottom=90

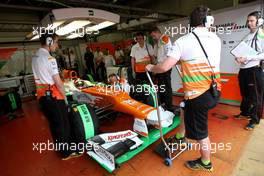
left=168, top=27, right=222, bottom=100
left=154, top=34, right=172, bottom=63
left=32, top=48, right=64, bottom=100
left=130, top=42, right=154, bottom=73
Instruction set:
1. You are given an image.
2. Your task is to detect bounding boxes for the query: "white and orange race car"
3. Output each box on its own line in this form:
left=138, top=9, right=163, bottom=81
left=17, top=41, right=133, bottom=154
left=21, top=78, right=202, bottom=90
left=63, top=72, right=180, bottom=172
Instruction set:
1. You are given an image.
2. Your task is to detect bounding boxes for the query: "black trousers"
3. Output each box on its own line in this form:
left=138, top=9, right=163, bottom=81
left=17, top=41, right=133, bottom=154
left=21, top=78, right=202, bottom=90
left=156, top=69, right=173, bottom=110
left=86, top=62, right=95, bottom=76
left=96, top=62, right=106, bottom=82
left=39, top=97, right=80, bottom=157
left=184, top=90, right=219, bottom=140
left=238, top=66, right=264, bottom=124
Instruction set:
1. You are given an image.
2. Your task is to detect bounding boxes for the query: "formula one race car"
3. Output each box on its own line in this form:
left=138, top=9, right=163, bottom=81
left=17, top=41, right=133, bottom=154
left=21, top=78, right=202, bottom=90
left=64, top=72, right=180, bottom=172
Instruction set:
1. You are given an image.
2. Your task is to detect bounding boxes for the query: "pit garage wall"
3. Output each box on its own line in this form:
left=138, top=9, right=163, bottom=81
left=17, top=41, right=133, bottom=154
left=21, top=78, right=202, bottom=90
left=159, top=2, right=260, bottom=105
left=0, top=46, right=39, bottom=77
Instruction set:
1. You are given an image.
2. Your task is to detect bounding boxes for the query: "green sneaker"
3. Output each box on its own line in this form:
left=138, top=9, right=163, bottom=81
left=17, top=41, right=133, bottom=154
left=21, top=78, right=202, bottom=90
left=185, top=158, right=213, bottom=172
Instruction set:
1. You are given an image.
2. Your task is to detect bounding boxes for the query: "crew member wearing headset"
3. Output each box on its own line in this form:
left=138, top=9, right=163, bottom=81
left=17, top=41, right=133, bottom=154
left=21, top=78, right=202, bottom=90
left=146, top=6, right=221, bottom=172
left=235, top=11, right=264, bottom=130
left=32, top=31, right=82, bottom=160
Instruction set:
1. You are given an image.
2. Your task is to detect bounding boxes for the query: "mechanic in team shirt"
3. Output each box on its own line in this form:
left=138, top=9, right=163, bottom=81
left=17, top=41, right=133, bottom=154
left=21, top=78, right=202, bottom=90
left=146, top=6, right=221, bottom=172
left=150, top=27, right=173, bottom=111
left=32, top=31, right=82, bottom=160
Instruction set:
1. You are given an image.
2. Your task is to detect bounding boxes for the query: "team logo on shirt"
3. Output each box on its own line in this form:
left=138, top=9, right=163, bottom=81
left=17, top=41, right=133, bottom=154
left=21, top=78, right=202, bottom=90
left=161, top=35, right=170, bottom=45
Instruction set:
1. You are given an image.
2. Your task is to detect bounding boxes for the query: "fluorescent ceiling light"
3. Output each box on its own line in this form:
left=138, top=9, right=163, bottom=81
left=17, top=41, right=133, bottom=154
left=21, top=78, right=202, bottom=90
left=31, top=35, right=39, bottom=40
left=66, top=33, right=82, bottom=39
left=46, top=21, right=65, bottom=30
left=28, top=8, right=120, bottom=41
left=56, top=20, right=91, bottom=36
left=86, top=21, right=115, bottom=31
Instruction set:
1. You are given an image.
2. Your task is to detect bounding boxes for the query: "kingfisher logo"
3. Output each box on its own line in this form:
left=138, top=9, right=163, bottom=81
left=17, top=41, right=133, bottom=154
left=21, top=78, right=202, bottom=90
left=107, top=131, right=133, bottom=141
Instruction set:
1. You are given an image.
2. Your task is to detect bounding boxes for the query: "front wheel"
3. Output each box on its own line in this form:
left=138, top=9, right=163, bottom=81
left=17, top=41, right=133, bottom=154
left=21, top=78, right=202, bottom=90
left=70, top=103, right=99, bottom=143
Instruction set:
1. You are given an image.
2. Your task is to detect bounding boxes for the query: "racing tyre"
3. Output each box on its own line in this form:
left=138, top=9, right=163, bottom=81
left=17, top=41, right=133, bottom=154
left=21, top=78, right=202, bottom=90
left=70, top=103, right=99, bottom=143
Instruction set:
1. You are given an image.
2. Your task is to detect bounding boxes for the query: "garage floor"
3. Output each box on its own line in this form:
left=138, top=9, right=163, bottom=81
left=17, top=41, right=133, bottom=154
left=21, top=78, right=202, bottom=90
left=0, top=97, right=263, bottom=176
